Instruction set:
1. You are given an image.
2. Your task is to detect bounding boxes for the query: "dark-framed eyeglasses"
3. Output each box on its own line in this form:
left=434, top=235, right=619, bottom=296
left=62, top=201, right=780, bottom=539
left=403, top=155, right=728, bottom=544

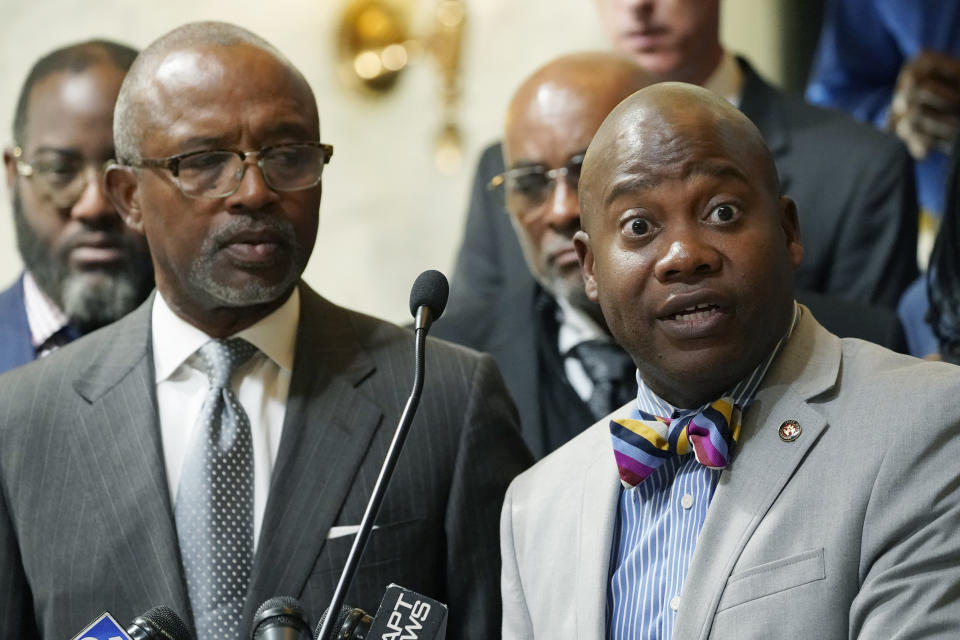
left=487, top=153, right=585, bottom=207
left=12, top=145, right=111, bottom=209
left=126, top=142, right=334, bottom=199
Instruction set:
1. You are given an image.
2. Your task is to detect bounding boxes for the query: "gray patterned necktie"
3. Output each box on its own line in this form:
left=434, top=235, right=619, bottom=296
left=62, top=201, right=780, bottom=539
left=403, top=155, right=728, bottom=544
left=175, top=337, right=258, bottom=639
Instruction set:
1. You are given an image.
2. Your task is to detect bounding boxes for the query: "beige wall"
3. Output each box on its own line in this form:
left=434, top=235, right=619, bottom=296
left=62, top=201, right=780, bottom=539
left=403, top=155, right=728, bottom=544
left=0, top=0, right=784, bottom=323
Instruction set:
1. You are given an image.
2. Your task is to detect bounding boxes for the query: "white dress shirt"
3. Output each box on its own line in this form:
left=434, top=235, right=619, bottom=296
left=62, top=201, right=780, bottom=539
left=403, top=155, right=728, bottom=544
left=22, top=271, right=69, bottom=354
left=152, top=288, right=299, bottom=549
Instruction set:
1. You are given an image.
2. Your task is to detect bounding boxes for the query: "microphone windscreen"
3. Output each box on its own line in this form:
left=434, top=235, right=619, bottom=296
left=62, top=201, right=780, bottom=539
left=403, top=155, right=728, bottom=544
left=252, top=596, right=312, bottom=639
left=129, top=606, right=192, bottom=640
left=409, top=270, right=450, bottom=320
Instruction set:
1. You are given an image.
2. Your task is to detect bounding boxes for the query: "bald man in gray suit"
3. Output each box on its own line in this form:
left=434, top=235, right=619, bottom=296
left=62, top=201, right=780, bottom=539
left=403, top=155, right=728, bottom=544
left=501, top=83, right=960, bottom=639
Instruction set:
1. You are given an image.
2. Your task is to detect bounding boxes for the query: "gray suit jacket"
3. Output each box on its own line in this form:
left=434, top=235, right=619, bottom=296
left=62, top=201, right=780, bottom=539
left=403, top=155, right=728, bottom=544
left=0, top=284, right=532, bottom=639
left=501, top=310, right=960, bottom=639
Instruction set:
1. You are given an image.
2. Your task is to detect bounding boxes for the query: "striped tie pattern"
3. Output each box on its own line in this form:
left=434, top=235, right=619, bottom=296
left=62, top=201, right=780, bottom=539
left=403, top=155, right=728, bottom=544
left=609, top=398, right=741, bottom=488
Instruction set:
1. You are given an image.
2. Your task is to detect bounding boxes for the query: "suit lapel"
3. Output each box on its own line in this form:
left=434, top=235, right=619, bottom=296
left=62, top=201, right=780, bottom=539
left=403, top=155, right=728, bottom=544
left=70, top=294, right=191, bottom=623
left=672, top=310, right=841, bottom=639
left=244, top=286, right=382, bottom=627
left=577, top=409, right=630, bottom=638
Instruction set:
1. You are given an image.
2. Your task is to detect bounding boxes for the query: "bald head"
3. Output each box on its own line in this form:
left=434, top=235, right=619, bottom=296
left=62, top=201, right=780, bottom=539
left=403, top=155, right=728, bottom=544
left=504, top=52, right=653, bottom=159
left=499, top=52, right=653, bottom=313
left=580, top=82, right=779, bottom=231
left=114, top=21, right=315, bottom=163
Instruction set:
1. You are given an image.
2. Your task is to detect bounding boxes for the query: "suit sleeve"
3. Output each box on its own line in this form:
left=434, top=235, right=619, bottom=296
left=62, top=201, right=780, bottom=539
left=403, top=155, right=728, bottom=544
left=0, top=465, right=38, bottom=636
left=443, top=354, right=533, bottom=640
left=827, top=138, right=918, bottom=309
left=851, top=394, right=960, bottom=637
left=805, top=0, right=903, bottom=127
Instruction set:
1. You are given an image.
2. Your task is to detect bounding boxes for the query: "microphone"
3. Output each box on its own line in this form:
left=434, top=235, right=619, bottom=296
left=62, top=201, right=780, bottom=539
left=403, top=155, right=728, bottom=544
left=409, top=269, right=449, bottom=331
left=251, top=596, right=313, bottom=639
left=126, top=606, right=192, bottom=640
left=315, top=585, right=447, bottom=640
left=315, top=271, right=448, bottom=640
left=70, top=606, right=192, bottom=640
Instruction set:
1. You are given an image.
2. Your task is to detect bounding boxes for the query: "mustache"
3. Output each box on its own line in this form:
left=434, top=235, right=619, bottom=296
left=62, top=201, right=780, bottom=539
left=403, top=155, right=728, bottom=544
left=207, top=214, right=300, bottom=251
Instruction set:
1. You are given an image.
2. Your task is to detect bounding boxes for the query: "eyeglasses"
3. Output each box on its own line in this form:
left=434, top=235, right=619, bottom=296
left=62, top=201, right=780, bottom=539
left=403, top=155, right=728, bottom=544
left=487, top=153, right=585, bottom=207
left=13, top=146, right=110, bottom=209
left=127, top=142, right=334, bottom=199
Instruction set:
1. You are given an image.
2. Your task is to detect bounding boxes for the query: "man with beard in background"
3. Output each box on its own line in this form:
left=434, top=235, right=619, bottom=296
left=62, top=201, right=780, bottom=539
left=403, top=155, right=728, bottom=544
left=1, top=40, right=154, bottom=373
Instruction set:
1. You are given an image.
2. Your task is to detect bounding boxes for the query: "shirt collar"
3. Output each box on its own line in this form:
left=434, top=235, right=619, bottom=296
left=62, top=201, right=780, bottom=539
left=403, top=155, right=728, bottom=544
left=152, top=286, right=300, bottom=383
left=702, top=50, right=744, bottom=108
left=555, top=294, right=611, bottom=356
left=636, top=301, right=802, bottom=418
left=22, top=270, right=69, bottom=349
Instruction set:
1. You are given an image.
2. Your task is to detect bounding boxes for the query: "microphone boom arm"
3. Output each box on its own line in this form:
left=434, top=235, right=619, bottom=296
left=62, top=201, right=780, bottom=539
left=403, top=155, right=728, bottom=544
left=316, top=308, right=433, bottom=640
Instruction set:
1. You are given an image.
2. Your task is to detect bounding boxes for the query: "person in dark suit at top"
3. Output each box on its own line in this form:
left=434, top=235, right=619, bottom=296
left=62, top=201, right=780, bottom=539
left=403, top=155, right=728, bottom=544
left=451, top=0, right=918, bottom=318
left=435, top=52, right=652, bottom=459
left=0, top=40, right=154, bottom=374
left=0, top=21, right=531, bottom=640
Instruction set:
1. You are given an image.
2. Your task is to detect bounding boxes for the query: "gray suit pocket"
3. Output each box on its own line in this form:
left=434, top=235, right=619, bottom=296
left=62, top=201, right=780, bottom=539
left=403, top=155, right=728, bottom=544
left=716, top=548, right=825, bottom=612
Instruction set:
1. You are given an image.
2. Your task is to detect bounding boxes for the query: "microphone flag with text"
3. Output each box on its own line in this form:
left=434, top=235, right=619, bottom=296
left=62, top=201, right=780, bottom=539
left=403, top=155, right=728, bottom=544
left=316, top=584, right=447, bottom=640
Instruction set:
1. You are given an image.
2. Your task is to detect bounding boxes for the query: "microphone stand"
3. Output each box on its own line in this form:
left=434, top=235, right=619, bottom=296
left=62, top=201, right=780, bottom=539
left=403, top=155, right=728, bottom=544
left=316, top=306, right=434, bottom=640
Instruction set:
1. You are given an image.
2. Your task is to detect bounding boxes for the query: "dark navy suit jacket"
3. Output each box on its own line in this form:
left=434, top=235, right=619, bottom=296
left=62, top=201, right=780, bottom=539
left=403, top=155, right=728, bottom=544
left=0, top=276, right=34, bottom=375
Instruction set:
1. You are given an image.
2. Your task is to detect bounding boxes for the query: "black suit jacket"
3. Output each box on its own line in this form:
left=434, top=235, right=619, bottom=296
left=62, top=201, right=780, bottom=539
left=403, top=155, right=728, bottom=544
left=449, top=58, right=918, bottom=313
left=0, top=284, right=532, bottom=639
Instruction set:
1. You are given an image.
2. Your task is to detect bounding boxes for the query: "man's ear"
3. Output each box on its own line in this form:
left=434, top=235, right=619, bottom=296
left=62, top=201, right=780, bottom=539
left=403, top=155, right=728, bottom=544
left=780, top=196, right=804, bottom=269
left=573, top=229, right=600, bottom=302
left=104, top=165, right=144, bottom=233
left=4, top=147, right=18, bottom=195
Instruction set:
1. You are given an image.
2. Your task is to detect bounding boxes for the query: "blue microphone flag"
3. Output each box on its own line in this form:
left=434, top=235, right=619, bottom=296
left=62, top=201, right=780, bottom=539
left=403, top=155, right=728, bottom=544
left=71, top=612, right=134, bottom=640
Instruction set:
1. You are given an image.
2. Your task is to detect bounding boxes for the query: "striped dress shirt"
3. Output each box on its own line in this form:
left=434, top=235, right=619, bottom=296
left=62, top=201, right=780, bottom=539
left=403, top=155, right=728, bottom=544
left=607, top=303, right=801, bottom=639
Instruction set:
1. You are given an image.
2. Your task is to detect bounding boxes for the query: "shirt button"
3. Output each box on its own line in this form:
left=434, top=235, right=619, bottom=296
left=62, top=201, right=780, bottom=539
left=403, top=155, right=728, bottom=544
left=670, top=595, right=681, bottom=611
left=681, top=494, right=694, bottom=509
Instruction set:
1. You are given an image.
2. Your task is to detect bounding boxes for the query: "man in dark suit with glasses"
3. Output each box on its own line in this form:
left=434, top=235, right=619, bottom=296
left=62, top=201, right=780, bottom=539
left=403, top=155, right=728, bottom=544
left=0, top=21, right=530, bottom=639
left=0, top=40, right=154, bottom=374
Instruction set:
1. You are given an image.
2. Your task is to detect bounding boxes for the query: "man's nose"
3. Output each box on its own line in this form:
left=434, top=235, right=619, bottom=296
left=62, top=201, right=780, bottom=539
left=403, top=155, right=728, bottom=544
left=653, top=229, right=723, bottom=282
left=543, top=174, right=580, bottom=232
left=227, top=157, right=280, bottom=211
left=70, top=168, right=117, bottom=223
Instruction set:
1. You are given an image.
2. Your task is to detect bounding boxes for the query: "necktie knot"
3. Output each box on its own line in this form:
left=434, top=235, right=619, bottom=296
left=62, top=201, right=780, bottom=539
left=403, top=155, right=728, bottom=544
left=197, top=338, right=258, bottom=389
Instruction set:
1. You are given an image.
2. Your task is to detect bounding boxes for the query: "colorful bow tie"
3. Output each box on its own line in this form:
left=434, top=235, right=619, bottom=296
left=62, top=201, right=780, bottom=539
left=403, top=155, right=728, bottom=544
left=609, top=397, right=742, bottom=488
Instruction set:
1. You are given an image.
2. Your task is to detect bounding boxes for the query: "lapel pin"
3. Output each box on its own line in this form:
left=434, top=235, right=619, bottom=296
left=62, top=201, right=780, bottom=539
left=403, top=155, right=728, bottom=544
left=778, top=419, right=802, bottom=442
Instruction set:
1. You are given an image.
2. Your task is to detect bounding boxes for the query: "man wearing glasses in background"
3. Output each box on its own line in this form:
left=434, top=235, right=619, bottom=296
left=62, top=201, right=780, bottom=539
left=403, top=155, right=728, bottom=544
left=0, top=21, right=530, bottom=639
left=434, top=53, right=652, bottom=459
left=0, top=40, right=154, bottom=374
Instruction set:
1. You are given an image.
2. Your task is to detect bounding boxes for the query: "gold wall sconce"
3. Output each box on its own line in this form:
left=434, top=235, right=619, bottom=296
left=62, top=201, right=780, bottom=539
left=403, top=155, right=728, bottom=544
left=336, top=0, right=466, bottom=173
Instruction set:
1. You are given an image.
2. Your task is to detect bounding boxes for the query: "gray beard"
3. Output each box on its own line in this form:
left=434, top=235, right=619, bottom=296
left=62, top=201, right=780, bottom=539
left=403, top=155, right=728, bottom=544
left=12, top=187, right=154, bottom=333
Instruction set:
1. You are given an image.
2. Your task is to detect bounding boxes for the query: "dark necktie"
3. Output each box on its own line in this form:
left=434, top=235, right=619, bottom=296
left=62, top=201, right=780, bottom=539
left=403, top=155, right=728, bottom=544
left=174, top=338, right=258, bottom=639
left=573, top=339, right=637, bottom=419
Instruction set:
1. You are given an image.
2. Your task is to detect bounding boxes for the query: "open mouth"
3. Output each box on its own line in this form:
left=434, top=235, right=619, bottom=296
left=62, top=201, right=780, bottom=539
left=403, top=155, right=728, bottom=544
left=667, top=302, right=721, bottom=322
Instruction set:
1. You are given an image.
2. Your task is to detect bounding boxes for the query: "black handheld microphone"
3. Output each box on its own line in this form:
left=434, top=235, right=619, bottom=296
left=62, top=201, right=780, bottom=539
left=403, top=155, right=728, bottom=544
left=251, top=596, right=313, bottom=639
left=315, top=270, right=449, bottom=640
left=315, top=585, right=447, bottom=640
left=126, top=606, right=192, bottom=640
left=70, top=606, right=192, bottom=640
